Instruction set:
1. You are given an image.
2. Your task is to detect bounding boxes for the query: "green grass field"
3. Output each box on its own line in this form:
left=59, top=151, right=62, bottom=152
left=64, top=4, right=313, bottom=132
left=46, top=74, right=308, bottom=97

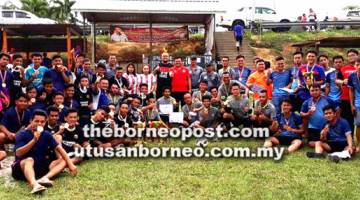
left=1, top=139, right=360, bottom=200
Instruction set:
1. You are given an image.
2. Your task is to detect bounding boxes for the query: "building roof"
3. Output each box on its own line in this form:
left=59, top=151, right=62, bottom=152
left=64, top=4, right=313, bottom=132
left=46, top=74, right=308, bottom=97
left=72, top=0, right=225, bottom=23
left=1, top=24, right=82, bottom=36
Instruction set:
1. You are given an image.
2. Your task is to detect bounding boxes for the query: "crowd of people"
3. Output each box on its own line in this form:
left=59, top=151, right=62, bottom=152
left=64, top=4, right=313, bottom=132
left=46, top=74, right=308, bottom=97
left=0, top=48, right=359, bottom=194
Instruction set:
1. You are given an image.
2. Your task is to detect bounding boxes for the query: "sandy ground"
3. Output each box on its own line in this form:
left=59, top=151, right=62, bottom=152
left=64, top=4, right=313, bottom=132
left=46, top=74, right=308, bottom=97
left=0, top=156, right=16, bottom=187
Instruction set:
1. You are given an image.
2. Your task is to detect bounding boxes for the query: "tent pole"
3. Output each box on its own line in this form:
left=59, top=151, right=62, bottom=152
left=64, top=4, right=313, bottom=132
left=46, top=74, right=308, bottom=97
left=66, top=26, right=72, bottom=70
left=2, top=28, right=8, bottom=52
left=91, top=22, right=96, bottom=64
left=149, top=14, right=153, bottom=68
left=83, top=14, right=87, bottom=54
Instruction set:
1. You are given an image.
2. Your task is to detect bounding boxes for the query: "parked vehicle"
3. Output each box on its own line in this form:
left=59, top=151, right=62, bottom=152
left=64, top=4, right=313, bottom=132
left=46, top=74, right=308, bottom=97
left=0, top=9, right=55, bottom=24
left=217, top=6, right=293, bottom=32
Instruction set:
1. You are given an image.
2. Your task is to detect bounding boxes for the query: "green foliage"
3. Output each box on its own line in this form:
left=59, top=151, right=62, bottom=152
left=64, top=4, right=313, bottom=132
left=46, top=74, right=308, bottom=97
left=49, top=0, right=76, bottom=23
left=20, top=0, right=76, bottom=23
left=20, top=0, right=49, bottom=18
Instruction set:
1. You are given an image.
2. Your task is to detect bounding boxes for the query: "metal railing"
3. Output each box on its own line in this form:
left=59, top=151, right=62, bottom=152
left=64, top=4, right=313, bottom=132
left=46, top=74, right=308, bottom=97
left=255, top=20, right=360, bottom=34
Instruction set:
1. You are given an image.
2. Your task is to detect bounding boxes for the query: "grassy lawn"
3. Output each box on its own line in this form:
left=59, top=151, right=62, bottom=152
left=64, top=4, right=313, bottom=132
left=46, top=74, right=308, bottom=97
left=1, top=139, right=360, bottom=200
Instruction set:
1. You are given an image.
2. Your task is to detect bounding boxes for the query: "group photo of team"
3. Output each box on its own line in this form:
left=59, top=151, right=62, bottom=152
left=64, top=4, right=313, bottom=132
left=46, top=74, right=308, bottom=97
left=0, top=47, right=358, bottom=194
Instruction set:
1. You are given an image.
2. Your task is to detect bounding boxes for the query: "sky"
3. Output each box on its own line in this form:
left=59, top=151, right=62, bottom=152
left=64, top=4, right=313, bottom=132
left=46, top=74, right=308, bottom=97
left=1, top=0, right=359, bottom=19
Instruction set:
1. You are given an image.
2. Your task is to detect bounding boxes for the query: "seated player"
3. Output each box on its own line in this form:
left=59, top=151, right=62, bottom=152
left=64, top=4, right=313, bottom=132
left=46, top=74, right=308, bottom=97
left=64, top=84, right=80, bottom=110
left=222, top=83, right=251, bottom=128
left=44, top=106, right=61, bottom=135
left=209, top=87, right=221, bottom=109
left=194, top=95, right=220, bottom=129
left=250, top=90, right=276, bottom=128
left=156, top=87, right=177, bottom=124
left=142, top=93, right=166, bottom=127
left=38, top=78, right=57, bottom=107
left=75, top=75, right=93, bottom=126
left=129, top=95, right=145, bottom=127
left=264, top=99, right=304, bottom=153
left=26, top=86, right=46, bottom=114
left=11, top=110, right=77, bottom=194
left=307, top=105, right=354, bottom=158
left=193, top=95, right=220, bottom=141
left=51, top=92, right=68, bottom=122
left=300, top=84, right=338, bottom=148
left=182, top=93, right=203, bottom=127
left=56, top=108, right=89, bottom=165
left=192, top=80, right=210, bottom=103
left=88, top=106, right=112, bottom=148
left=0, top=93, right=31, bottom=153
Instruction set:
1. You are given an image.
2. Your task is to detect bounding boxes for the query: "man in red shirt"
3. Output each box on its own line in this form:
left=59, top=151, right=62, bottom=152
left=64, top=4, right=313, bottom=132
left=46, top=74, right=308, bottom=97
left=170, top=57, right=191, bottom=106
left=338, top=49, right=358, bottom=129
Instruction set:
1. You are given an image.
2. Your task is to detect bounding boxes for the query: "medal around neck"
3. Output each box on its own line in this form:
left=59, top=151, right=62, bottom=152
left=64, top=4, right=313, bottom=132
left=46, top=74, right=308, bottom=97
left=36, top=126, right=44, bottom=133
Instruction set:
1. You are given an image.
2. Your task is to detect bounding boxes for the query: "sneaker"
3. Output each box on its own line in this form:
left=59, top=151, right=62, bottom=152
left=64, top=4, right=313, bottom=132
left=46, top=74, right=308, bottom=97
left=37, top=177, right=53, bottom=187
left=31, top=184, right=46, bottom=194
left=328, top=155, right=340, bottom=163
left=306, top=152, right=325, bottom=159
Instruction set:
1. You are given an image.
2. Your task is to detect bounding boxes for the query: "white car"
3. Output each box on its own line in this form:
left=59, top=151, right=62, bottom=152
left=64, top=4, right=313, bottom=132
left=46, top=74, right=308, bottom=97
left=0, top=9, right=55, bottom=24
left=217, top=6, right=293, bottom=32
left=345, top=10, right=360, bottom=21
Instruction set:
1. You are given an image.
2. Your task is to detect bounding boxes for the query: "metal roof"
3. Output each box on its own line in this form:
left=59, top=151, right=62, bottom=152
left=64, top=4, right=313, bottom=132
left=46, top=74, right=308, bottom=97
left=72, top=0, right=225, bottom=23
left=0, top=24, right=82, bottom=36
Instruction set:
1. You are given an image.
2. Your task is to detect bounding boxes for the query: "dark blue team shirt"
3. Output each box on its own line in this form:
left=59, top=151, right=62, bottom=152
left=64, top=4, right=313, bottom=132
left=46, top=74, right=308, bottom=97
left=0, top=69, right=14, bottom=96
left=347, top=72, right=360, bottom=108
left=1, top=107, right=31, bottom=133
left=323, top=118, right=352, bottom=142
left=64, top=98, right=80, bottom=109
left=28, top=102, right=47, bottom=115
left=233, top=67, right=252, bottom=85
left=277, top=112, right=303, bottom=139
left=14, top=129, right=58, bottom=162
left=44, top=69, right=71, bottom=92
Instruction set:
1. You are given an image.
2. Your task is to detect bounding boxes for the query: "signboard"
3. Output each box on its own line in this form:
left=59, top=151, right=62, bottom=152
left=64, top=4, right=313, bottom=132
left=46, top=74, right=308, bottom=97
left=110, top=26, right=189, bottom=43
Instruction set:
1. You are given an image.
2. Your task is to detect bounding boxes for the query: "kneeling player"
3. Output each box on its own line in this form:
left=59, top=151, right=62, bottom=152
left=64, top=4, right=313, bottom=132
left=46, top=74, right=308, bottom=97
left=307, top=105, right=353, bottom=158
left=264, top=99, right=304, bottom=153
left=56, top=108, right=89, bottom=165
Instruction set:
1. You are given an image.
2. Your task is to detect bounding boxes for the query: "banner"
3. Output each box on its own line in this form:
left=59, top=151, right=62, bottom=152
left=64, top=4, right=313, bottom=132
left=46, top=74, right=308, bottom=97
left=110, top=26, right=189, bottom=43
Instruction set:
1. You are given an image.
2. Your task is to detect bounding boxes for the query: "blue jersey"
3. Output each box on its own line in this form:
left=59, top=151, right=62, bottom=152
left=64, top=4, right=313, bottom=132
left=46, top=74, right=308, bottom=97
left=270, top=69, right=292, bottom=96
left=234, top=24, right=244, bottom=37
left=233, top=67, right=251, bottom=85
left=277, top=112, right=302, bottom=139
left=348, top=72, right=360, bottom=108
left=301, top=96, right=337, bottom=130
left=44, top=69, right=71, bottom=92
left=1, top=107, right=31, bottom=133
left=24, top=66, right=48, bottom=89
left=326, top=70, right=341, bottom=103
left=323, top=118, right=352, bottom=142
left=15, top=129, right=58, bottom=162
left=290, top=66, right=299, bottom=90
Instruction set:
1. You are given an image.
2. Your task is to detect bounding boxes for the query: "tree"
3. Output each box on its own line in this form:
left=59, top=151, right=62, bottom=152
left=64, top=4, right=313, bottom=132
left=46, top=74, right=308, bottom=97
left=20, top=0, right=49, bottom=18
left=49, top=0, right=76, bottom=23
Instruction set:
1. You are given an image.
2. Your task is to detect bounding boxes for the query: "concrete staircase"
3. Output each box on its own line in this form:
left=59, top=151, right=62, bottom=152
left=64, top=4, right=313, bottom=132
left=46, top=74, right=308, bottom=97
left=215, top=32, right=255, bottom=67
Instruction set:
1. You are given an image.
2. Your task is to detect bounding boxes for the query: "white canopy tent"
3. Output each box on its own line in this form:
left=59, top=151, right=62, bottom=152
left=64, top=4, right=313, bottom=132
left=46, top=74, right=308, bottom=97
left=72, top=0, right=225, bottom=63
